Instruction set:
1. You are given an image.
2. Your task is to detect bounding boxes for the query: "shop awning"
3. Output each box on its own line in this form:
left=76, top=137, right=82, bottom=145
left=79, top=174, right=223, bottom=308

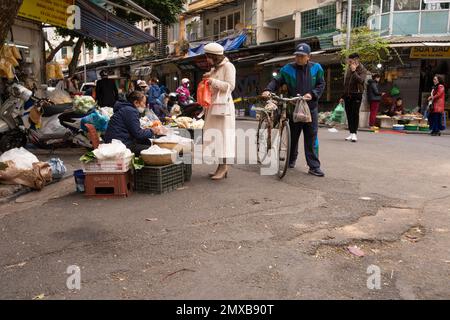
left=258, top=50, right=337, bottom=66
left=387, top=36, right=450, bottom=48
left=188, top=34, right=247, bottom=57
left=75, top=0, right=158, bottom=48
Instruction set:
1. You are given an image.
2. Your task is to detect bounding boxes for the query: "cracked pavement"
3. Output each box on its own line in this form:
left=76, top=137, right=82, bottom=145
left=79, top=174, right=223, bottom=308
left=0, top=123, right=449, bottom=299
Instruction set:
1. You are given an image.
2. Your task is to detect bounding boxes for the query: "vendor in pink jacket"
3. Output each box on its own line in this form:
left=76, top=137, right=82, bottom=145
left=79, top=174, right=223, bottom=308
left=428, top=75, right=446, bottom=136
left=176, top=78, right=191, bottom=105
left=202, top=43, right=236, bottom=180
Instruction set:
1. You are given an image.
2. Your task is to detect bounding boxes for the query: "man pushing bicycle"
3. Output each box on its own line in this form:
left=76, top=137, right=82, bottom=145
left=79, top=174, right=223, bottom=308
left=262, top=43, right=326, bottom=177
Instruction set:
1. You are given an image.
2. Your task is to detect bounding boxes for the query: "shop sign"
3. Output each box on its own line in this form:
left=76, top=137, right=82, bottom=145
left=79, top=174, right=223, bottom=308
left=18, top=0, right=75, bottom=29
left=410, top=46, right=450, bottom=59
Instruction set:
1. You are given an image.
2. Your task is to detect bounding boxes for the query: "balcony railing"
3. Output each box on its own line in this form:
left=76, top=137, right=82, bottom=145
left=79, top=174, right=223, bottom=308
left=369, top=8, right=450, bottom=36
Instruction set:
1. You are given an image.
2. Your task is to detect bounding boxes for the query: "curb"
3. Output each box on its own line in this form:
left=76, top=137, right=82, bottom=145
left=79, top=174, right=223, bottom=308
left=0, top=173, right=74, bottom=205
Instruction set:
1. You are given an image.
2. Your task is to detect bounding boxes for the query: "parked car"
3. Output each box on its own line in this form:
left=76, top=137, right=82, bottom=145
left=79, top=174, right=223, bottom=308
left=80, top=82, right=96, bottom=97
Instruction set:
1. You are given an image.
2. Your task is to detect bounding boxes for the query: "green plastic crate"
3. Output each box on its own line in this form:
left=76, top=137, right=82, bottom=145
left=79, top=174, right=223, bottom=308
left=134, top=163, right=184, bottom=194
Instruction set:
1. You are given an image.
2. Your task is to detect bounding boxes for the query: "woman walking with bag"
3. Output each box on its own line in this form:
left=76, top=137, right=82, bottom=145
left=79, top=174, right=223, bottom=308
left=428, top=75, right=445, bottom=136
left=202, top=43, right=236, bottom=180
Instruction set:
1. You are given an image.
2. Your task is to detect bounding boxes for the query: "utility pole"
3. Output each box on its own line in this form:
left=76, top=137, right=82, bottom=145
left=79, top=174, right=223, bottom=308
left=83, top=42, right=87, bottom=84
left=346, top=0, right=352, bottom=50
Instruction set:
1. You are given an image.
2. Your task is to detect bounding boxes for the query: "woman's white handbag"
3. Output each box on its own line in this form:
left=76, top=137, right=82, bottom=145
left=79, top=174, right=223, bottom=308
left=211, top=85, right=232, bottom=116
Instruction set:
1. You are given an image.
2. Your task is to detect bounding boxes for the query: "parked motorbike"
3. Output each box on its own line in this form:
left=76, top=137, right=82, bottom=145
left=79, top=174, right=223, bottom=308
left=168, top=93, right=204, bottom=119
left=0, top=84, right=32, bottom=152
left=0, top=83, right=92, bottom=153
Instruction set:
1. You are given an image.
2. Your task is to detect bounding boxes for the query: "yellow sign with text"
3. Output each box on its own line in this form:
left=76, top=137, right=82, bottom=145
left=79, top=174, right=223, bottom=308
left=410, top=46, right=450, bottom=59
left=18, top=0, right=75, bottom=28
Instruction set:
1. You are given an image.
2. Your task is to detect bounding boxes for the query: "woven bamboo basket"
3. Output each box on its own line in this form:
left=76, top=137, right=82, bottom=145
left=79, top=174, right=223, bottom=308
left=140, top=151, right=177, bottom=166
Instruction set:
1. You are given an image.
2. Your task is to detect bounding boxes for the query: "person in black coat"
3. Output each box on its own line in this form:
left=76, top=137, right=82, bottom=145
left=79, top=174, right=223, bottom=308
left=367, top=73, right=382, bottom=127
left=104, top=91, right=163, bottom=155
left=95, top=70, right=118, bottom=107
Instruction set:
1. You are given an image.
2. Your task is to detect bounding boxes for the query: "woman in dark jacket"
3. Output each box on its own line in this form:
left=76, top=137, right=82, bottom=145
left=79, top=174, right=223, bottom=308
left=367, top=74, right=382, bottom=128
left=428, top=75, right=446, bottom=136
left=104, top=91, right=162, bottom=155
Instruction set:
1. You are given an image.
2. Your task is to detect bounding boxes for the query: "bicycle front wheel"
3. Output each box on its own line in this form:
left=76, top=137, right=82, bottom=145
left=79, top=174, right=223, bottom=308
left=277, top=120, right=291, bottom=179
left=257, top=114, right=271, bottom=164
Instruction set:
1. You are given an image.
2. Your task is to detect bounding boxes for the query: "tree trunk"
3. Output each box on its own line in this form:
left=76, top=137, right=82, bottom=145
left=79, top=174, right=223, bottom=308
left=68, top=37, right=84, bottom=77
left=0, top=0, right=24, bottom=49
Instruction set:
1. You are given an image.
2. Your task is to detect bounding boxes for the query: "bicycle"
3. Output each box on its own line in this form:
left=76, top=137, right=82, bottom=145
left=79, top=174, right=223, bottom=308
left=256, top=94, right=302, bottom=179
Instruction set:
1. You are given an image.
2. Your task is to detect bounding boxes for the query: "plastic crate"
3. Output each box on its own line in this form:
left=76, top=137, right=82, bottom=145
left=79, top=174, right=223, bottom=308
left=183, top=163, right=192, bottom=182
left=180, top=153, right=192, bottom=182
left=84, top=171, right=132, bottom=198
left=83, top=155, right=133, bottom=173
left=134, top=163, right=184, bottom=194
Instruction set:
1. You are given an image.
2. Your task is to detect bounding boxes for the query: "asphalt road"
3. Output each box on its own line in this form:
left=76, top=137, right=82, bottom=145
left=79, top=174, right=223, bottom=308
left=0, top=123, right=449, bottom=300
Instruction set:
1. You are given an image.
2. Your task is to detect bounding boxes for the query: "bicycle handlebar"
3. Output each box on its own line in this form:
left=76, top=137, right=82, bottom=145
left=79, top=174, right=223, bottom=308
left=261, top=94, right=303, bottom=102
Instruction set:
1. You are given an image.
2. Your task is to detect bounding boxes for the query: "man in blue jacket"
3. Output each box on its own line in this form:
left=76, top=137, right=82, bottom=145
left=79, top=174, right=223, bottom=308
left=105, top=91, right=162, bottom=155
left=262, top=43, right=326, bottom=177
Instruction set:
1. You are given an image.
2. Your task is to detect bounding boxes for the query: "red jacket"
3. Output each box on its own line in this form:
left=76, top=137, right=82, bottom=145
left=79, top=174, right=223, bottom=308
left=432, top=84, right=445, bottom=113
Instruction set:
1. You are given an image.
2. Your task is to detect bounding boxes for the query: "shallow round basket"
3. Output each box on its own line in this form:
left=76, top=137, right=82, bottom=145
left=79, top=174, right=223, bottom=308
left=419, top=125, right=430, bottom=132
left=152, top=141, right=179, bottom=150
left=140, top=152, right=177, bottom=166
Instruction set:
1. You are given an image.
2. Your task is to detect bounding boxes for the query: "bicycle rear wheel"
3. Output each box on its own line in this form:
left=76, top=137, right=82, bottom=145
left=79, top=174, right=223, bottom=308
left=257, top=114, right=271, bottom=164
left=277, top=120, right=291, bottom=179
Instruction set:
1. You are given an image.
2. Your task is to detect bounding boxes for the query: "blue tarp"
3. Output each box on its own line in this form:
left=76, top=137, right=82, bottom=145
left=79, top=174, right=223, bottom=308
left=188, top=34, right=247, bottom=57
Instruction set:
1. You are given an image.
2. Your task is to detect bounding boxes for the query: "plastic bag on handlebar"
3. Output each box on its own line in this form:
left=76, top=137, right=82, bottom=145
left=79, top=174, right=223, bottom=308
left=293, top=99, right=312, bottom=123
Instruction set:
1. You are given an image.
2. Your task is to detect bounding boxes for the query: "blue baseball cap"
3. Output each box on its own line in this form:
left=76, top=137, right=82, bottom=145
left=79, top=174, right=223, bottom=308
left=294, top=43, right=311, bottom=55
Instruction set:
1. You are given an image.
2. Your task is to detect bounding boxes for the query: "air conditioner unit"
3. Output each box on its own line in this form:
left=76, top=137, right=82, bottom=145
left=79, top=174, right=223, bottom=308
left=166, top=44, right=175, bottom=55
left=333, top=34, right=345, bottom=46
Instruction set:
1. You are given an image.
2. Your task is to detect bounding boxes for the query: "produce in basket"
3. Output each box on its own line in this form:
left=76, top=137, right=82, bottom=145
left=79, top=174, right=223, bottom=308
left=74, top=96, right=96, bottom=114
left=175, top=117, right=193, bottom=129
left=141, top=145, right=173, bottom=155
left=140, top=146, right=177, bottom=166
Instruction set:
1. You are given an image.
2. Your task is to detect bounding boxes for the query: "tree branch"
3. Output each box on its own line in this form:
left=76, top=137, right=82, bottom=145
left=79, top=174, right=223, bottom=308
left=46, top=36, right=75, bottom=63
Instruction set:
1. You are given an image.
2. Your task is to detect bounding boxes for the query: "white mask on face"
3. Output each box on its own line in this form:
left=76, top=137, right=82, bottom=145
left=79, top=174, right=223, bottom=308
left=138, top=107, right=146, bottom=114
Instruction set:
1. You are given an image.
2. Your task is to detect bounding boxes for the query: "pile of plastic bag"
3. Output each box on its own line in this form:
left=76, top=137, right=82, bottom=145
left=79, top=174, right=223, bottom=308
left=0, top=148, right=52, bottom=190
left=47, top=82, right=72, bottom=104
left=0, top=45, right=21, bottom=79
left=81, top=111, right=109, bottom=133
left=46, top=62, right=64, bottom=80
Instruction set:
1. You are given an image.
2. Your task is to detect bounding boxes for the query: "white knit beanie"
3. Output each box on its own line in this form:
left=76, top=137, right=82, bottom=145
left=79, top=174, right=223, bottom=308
left=204, top=42, right=224, bottom=55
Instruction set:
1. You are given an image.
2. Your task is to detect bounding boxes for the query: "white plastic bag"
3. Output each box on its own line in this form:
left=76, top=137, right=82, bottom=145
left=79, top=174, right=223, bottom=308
left=93, top=139, right=132, bottom=160
left=0, top=147, right=39, bottom=170
left=293, top=99, right=312, bottom=123
left=48, top=158, right=66, bottom=179
left=47, top=81, right=72, bottom=104
left=40, top=114, right=70, bottom=136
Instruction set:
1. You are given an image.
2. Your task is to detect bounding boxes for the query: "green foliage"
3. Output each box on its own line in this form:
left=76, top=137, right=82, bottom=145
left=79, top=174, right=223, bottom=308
left=132, top=44, right=156, bottom=59
left=114, top=0, right=187, bottom=25
left=340, top=27, right=401, bottom=72
left=133, top=157, right=145, bottom=170
left=79, top=151, right=96, bottom=164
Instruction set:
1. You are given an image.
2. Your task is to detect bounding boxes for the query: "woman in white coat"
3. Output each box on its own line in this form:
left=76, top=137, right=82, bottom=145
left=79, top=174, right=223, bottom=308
left=202, top=43, right=236, bottom=180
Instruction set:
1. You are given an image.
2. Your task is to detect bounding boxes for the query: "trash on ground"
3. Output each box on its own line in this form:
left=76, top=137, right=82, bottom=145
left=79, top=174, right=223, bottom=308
left=145, top=218, right=158, bottom=222
left=328, top=128, right=339, bottom=133
left=359, top=197, right=373, bottom=201
left=347, top=245, right=365, bottom=257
